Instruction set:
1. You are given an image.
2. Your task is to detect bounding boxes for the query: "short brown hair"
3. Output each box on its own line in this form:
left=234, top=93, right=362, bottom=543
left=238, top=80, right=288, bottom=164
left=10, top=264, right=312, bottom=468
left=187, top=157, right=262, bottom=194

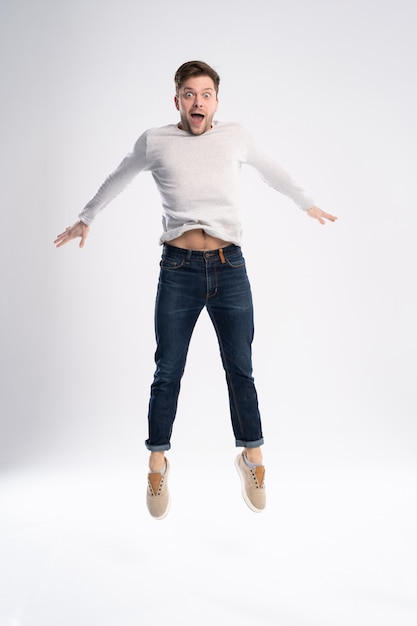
left=174, top=60, right=220, bottom=95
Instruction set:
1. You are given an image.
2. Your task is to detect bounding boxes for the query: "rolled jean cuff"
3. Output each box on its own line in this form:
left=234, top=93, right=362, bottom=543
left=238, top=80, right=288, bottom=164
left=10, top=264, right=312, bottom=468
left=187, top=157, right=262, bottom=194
left=235, top=438, right=264, bottom=448
left=145, top=441, right=171, bottom=452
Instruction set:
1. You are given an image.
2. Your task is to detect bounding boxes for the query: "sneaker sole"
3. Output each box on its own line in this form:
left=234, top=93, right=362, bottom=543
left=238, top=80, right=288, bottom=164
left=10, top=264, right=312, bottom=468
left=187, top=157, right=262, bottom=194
left=234, top=455, right=263, bottom=513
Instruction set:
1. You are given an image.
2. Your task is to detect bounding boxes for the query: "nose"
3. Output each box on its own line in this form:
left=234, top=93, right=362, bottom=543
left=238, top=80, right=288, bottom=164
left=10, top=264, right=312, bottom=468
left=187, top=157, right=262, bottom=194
left=193, top=96, right=203, bottom=107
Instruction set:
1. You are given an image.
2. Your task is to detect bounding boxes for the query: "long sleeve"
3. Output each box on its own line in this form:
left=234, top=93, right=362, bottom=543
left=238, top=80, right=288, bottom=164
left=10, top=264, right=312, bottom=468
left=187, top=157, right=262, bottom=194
left=78, top=131, right=149, bottom=225
left=244, top=129, right=314, bottom=211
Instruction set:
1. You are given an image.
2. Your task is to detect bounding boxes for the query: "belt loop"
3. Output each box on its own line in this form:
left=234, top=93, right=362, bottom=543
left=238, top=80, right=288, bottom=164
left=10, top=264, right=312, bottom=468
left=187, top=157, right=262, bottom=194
left=219, top=248, right=226, bottom=264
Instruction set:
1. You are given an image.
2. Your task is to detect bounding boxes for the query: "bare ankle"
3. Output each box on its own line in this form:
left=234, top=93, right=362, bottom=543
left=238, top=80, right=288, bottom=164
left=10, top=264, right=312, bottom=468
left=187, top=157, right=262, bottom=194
left=149, top=451, right=166, bottom=473
left=244, top=447, right=263, bottom=465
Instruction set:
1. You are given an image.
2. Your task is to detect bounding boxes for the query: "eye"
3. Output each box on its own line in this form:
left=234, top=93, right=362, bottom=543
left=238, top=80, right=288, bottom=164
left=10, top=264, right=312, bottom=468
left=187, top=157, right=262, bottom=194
left=184, top=92, right=194, bottom=98
left=203, top=93, right=211, bottom=98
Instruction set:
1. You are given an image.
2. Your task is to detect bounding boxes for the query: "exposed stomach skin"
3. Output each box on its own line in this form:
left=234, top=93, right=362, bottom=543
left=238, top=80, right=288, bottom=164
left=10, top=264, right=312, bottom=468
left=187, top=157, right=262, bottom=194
left=167, top=228, right=232, bottom=251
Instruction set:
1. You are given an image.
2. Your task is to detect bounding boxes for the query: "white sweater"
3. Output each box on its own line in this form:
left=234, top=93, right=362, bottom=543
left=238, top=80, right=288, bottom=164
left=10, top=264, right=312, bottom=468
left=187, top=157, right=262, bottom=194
left=78, top=121, right=314, bottom=245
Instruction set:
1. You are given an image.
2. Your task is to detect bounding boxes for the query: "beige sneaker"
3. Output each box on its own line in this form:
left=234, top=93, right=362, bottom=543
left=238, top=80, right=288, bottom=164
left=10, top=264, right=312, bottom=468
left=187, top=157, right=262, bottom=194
left=235, top=452, right=266, bottom=512
left=147, top=458, right=170, bottom=520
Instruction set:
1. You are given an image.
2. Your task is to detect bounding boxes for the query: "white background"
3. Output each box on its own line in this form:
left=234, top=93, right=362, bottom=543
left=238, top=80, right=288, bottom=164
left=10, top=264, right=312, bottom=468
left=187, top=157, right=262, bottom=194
left=1, top=1, right=416, bottom=625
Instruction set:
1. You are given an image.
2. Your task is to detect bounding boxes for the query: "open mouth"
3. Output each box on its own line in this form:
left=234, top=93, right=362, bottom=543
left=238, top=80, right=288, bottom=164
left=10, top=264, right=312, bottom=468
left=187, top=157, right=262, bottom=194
left=191, top=113, right=204, bottom=122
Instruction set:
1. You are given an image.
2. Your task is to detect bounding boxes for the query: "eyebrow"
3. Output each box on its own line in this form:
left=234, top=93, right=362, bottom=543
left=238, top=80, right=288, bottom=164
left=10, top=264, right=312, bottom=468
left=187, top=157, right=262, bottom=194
left=181, top=86, right=215, bottom=92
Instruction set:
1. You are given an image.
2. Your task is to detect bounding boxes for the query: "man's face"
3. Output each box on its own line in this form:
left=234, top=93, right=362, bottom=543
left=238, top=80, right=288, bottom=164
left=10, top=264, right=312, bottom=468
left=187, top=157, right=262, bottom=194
left=175, top=75, right=218, bottom=135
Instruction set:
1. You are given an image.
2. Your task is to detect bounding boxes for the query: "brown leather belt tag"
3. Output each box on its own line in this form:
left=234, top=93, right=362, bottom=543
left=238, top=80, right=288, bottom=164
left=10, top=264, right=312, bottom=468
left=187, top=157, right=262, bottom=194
left=219, top=248, right=226, bottom=264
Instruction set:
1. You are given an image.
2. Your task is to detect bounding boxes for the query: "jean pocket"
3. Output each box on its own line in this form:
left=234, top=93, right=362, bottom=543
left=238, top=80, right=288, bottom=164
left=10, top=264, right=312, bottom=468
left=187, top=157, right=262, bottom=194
left=160, top=256, right=185, bottom=270
left=224, top=251, right=245, bottom=268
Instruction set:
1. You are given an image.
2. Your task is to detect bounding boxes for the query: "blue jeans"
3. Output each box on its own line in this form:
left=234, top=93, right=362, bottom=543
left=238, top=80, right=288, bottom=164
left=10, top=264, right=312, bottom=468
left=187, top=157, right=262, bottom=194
left=145, top=244, right=264, bottom=451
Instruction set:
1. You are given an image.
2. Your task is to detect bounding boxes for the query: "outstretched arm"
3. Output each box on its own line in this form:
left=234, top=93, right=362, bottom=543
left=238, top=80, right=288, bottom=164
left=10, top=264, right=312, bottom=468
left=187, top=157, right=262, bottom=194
left=306, top=205, right=337, bottom=225
left=54, top=220, right=90, bottom=248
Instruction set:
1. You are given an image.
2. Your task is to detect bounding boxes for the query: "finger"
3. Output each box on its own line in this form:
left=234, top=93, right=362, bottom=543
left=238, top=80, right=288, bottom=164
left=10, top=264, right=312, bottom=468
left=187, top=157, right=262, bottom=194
left=57, top=227, right=71, bottom=238
left=54, top=231, right=72, bottom=247
left=322, top=211, right=337, bottom=222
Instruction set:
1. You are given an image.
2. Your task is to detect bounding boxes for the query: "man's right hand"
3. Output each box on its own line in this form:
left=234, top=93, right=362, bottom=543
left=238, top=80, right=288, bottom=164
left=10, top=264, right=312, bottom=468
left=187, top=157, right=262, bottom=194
left=54, top=220, right=90, bottom=248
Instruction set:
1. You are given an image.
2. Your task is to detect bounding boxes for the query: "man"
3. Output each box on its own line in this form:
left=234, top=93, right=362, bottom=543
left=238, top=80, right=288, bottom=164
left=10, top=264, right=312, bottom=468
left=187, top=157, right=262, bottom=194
left=55, top=60, right=337, bottom=520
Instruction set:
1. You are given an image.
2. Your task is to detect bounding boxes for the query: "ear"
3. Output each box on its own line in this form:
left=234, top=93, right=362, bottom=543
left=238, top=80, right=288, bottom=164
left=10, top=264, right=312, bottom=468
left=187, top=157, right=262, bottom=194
left=174, top=95, right=179, bottom=111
